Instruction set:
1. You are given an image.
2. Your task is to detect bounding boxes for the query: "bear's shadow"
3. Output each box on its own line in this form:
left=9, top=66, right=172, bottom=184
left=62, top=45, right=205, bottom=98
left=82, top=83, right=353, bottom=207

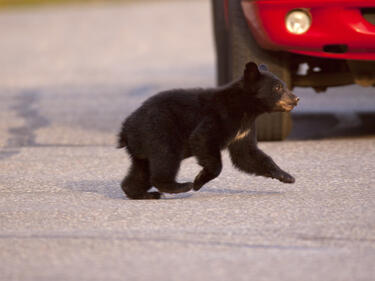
left=63, top=180, right=283, bottom=200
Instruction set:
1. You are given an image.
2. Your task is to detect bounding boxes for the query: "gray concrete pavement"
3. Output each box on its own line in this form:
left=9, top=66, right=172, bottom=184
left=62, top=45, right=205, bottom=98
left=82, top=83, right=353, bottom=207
left=1, top=1, right=375, bottom=281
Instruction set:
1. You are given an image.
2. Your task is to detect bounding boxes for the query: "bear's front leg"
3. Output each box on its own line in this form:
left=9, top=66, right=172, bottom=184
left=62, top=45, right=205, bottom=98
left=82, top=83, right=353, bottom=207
left=251, top=149, right=295, bottom=183
left=228, top=122, right=295, bottom=184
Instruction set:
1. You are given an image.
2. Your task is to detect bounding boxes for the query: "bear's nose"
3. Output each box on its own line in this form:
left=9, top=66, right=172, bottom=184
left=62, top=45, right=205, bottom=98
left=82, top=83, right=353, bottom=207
left=294, top=97, right=300, bottom=104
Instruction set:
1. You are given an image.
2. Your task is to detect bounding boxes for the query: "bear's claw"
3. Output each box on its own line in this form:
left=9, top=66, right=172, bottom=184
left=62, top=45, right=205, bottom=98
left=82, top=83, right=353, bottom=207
left=275, top=171, right=295, bottom=184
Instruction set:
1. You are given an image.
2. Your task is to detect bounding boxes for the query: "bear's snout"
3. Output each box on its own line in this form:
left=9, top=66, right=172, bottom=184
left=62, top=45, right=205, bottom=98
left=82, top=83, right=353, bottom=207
left=285, top=91, right=300, bottom=107
left=291, top=95, right=300, bottom=106
left=274, top=91, right=300, bottom=112
left=286, top=90, right=299, bottom=104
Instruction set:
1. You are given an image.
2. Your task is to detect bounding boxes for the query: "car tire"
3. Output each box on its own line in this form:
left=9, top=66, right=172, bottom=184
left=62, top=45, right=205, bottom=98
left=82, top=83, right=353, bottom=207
left=227, top=0, right=292, bottom=141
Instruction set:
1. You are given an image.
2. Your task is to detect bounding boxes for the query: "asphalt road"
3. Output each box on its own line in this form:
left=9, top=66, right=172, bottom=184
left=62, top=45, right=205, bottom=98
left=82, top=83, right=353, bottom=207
left=1, top=1, right=375, bottom=281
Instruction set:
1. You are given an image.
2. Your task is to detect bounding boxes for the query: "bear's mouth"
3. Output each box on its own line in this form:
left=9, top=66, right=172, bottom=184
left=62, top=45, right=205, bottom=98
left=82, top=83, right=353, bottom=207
left=282, top=104, right=295, bottom=112
left=274, top=100, right=297, bottom=112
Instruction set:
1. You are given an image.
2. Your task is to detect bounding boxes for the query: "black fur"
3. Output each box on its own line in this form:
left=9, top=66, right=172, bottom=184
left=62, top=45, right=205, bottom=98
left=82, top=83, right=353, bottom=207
left=118, top=62, right=299, bottom=199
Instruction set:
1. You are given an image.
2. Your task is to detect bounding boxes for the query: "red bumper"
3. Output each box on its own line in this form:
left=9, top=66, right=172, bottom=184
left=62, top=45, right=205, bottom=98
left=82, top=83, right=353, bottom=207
left=241, top=0, right=375, bottom=60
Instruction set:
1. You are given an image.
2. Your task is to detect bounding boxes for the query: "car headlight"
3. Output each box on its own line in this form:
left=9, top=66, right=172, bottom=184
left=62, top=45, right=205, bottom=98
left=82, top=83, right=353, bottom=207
left=285, top=9, right=311, bottom=35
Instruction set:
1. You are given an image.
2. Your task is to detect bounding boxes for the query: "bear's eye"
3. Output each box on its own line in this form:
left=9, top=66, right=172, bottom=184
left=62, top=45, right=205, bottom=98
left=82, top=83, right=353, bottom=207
left=274, top=85, right=282, bottom=92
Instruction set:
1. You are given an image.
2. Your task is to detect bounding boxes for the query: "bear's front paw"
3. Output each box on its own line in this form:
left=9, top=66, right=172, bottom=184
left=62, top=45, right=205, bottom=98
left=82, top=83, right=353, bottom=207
left=272, top=170, right=295, bottom=184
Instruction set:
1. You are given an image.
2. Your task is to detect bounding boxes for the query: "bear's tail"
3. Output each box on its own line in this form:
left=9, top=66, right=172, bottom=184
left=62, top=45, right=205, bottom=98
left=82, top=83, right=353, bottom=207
left=117, top=131, right=127, bottom=149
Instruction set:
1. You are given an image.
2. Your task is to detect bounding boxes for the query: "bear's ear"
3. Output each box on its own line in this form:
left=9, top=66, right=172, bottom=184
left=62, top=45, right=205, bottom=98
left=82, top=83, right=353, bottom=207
left=244, top=62, right=260, bottom=82
left=259, top=64, right=268, bottom=72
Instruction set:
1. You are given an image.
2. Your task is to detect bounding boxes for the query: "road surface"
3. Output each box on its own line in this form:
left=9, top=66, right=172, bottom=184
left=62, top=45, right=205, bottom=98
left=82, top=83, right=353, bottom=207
left=1, top=1, right=375, bottom=281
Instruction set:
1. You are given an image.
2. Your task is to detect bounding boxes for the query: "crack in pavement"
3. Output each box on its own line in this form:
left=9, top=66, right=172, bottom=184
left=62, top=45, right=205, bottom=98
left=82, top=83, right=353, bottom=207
left=0, top=90, right=50, bottom=160
left=0, top=233, right=324, bottom=251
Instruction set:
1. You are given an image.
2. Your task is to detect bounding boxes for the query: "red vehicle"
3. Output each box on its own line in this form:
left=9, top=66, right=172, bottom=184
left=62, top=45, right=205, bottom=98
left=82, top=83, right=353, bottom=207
left=212, top=0, right=375, bottom=140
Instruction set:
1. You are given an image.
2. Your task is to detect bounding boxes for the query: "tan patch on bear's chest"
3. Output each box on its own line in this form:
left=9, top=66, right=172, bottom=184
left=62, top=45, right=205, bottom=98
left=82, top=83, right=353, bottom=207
left=228, top=128, right=251, bottom=146
left=227, top=114, right=253, bottom=145
left=234, top=129, right=250, bottom=141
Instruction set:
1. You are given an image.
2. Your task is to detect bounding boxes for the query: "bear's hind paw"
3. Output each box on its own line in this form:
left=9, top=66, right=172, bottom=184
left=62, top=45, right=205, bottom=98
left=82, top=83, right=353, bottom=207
left=142, top=191, right=162, bottom=199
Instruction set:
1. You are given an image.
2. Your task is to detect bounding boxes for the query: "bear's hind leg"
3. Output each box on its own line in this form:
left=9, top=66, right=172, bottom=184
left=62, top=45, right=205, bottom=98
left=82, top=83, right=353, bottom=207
left=149, top=151, right=193, bottom=194
left=121, top=158, right=161, bottom=200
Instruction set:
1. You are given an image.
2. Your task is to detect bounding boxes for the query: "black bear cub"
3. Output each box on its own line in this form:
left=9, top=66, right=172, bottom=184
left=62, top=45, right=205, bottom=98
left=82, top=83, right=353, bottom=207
left=118, top=62, right=299, bottom=199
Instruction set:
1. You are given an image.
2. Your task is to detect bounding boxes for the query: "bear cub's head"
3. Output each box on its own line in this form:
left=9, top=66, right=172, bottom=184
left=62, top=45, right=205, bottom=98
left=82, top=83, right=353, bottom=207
left=243, top=62, right=299, bottom=113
